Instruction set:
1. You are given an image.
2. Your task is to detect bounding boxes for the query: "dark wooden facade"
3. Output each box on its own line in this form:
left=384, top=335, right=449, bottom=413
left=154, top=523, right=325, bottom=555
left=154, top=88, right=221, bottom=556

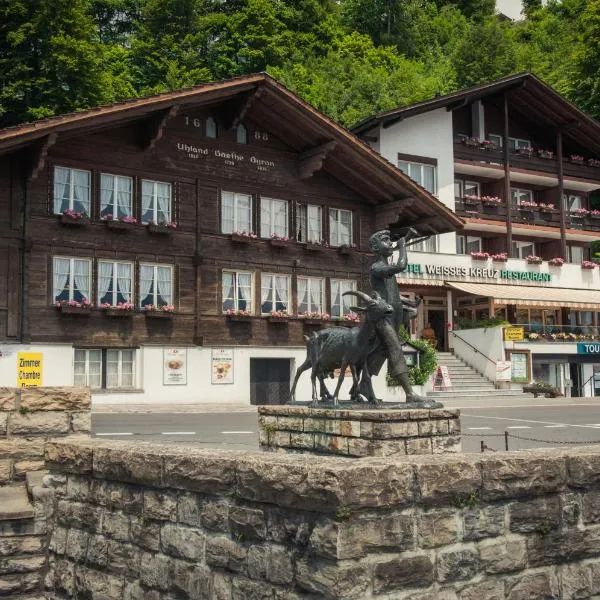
left=0, top=75, right=460, bottom=349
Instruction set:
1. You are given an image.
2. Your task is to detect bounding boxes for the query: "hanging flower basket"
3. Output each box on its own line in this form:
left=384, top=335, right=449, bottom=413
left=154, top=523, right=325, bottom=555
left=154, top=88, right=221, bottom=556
left=225, top=310, right=252, bottom=322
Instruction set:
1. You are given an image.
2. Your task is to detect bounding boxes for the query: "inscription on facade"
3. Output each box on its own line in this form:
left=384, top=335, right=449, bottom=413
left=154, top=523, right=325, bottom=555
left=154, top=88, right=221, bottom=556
left=406, top=263, right=552, bottom=282
left=175, top=143, right=276, bottom=171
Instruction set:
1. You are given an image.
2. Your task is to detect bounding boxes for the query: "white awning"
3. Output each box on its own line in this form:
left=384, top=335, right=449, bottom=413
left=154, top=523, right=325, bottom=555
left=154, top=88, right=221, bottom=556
left=446, top=281, right=600, bottom=310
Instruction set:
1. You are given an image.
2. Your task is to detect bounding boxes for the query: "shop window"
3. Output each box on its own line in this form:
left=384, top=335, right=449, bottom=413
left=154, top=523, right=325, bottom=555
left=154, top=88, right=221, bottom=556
left=296, top=204, right=322, bottom=243
left=297, top=277, right=325, bottom=315
left=141, top=179, right=172, bottom=225
left=512, top=241, right=536, bottom=259
left=222, top=270, right=253, bottom=313
left=221, top=191, right=252, bottom=234
left=511, top=188, right=533, bottom=205
left=53, top=166, right=91, bottom=215
left=74, top=348, right=135, bottom=389
left=329, top=208, right=352, bottom=247
left=398, top=160, right=437, bottom=194
left=139, top=264, right=173, bottom=308
left=206, top=117, right=217, bottom=139
left=98, top=261, right=133, bottom=306
left=236, top=124, right=248, bottom=144
left=100, top=174, right=133, bottom=220
left=456, top=235, right=482, bottom=255
left=411, top=235, right=438, bottom=253
left=260, top=197, right=289, bottom=239
left=330, top=279, right=357, bottom=318
left=53, top=257, right=91, bottom=304
left=261, top=274, right=291, bottom=314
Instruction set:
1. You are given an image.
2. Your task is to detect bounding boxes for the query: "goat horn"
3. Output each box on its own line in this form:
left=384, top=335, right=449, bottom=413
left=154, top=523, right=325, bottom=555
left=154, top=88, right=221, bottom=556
left=342, top=290, right=372, bottom=303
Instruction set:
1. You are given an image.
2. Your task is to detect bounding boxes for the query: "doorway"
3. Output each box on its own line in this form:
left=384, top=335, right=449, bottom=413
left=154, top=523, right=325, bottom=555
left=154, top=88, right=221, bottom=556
left=250, top=358, right=291, bottom=405
left=427, top=309, right=446, bottom=351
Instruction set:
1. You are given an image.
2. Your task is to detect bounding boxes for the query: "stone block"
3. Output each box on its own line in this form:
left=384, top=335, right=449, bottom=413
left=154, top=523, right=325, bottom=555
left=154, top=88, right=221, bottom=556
left=462, top=505, right=505, bottom=541
left=527, top=527, right=600, bottom=567
left=102, top=510, right=130, bottom=541
left=372, top=554, right=434, bottom=594
left=52, top=557, right=75, bottom=595
left=339, top=420, right=361, bottom=437
left=416, top=459, right=481, bottom=504
left=206, top=536, right=247, bottom=572
left=419, top=419, right=449, bottom=436
left=297, top=557, right=370, bottom=598
left=201, top=500, right=230, bottom=533
left=559, top=563, right=592, bottom=600
left=289, top=432, right=314, bottom=449
left=130, top=517, right=160, bottom=552
left=49, top=527, right=68, bottom=555
left=65, top=476, right=91, bottom=502
left=13, top=459, right=45, bottom=479
left=264, top=506, right=312, bottom=546
left=65, top=528, right=89, bottom=561
left=272, top=431, right=292, bottom=447
left=509, top=496, right=561, bottom=533
left=569, top=453, right=600, bottom=487
left=70, top=411, right=91, bottom=433
left=359, top=421, right=373, bottom=438
left=583, top=491, right=600, bottom=524
left=436, top=547, right=481, bottom=582
left=448, top=418, right=461, bottom=435
left=369, top=440, right=408, bottom=457
left=314, top=433, right=348, bottom=455
left=0, top=535, right=42, bottom=557
left=0, top=438, right=45, bottom=459
left=372, top=421, right=419, bottom=439
left=75, top=565, right=124, bottom=599
left=407, top=437, right=432, bottom=454
left=304, top=418, right=341, bottom=435
left=0, top=413, right=7, bottom=435
left=504, top=569, right=559, bottom=600
left=94, top=446, right=163, bottom=487
left=276, top=416, right=304, bottom=432
left=561, top=492, right=581, bottom=527
left=0, top=389, right=15, bottom=411
left=171, top=560, right=211, bottom=598
left=19, top=387, right=90, bottom=411
left=458, top=580, right=504, bottom=600
left=139, top=552, right=171, bottom=591
left=479, top=537, right=527, bottom=574
left=160, top=522, right=205, bottom=560
left=346, top=437, right=373, bottom=457
left=45, top=441, right=93, bottom=474
left=0, top=572, right=41, bottom=595
left=177, top=492, right=202, bottom=527
left=229, top=505, right=266, bottom=541
left=0, top=459, right=11, bottom=483
left=482, top=455, right=567, bottom=501
left=143, top=490, right=177, bottom=521
left=0, top=554, right=45, bottom=574
left=100, top=539, right=140, bottom=576
left=247, top=544, right=294, bottom=585
left=416, top=508, right=459, bottom=548
left=8, top=412, right=70, bottom=435
left=57, top=500, right=101, bottom=532
left=164, top=451, right=236, bottom=494
left=432, top=436, right=462, bottom=454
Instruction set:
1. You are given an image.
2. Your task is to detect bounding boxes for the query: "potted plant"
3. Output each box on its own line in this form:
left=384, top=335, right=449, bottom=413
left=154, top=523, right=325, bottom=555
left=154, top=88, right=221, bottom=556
left=225, top=309, right=252, bottom=322
left=537, top=149, right=554, bottom=160
left=571, top=208, right=589, bottom=218
left=101, top=301, right=135, bottom=317
left=59, top=209, right=88, bottom=226
left=338, top=243, right=357, bottom=255
left=516, top=147, right=533, bottom=157
left=526, top=255, right=543, bottom=264
left=299, top=311, right=331, bottom=325
left=333, top=311, right=361, bottom=326
left=463, top=136, right=480, bottom=147
left=147, top=220, right=177, bottom=234
left=538, top=203, right=558, bottom=213
left=463, top=195, right=480, bottom=207
left=102, top=214, right=138, bottom=230
left=55, top=299, right=92, bottom=314
left=230, top=230, right=257, bottom=244
left=590, top=210, right=600, bottom=220
left=548, top=257, right=565, bottom=267
left=480, top=139, right=498, bottom=151
left=570, top=154, right=585, bottom=165
left=470, top=251, right=490, bottom=261
left=267, top=309, right=290, bottom=323
left=481, top=196, right=503, bottom=207
left=270, top=234, right=290, bottom=248
left=491, top=252, right=508, bottom=262
left=588, top=158, right=600, bottom=168
left=144, top=304, right=175, bottom=318
left=582, top=260, right=597, bottom=270
left=519, top=200, right=538, bottom=211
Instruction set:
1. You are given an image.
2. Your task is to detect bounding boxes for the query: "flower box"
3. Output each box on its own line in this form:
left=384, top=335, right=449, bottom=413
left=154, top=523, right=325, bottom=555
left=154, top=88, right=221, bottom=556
left=582, top=262, right=597, bottom=270
left=230, top=232, right=256, bottom=244
left=105, top=220, right=136, bottom=231
left=59, top=214, right=88, bottom=227
left=104, top=308, right=134, bottom=317
left=471, top=254, right=489, bottom=261
left=145, top=310, right=174, bottom=318
left=302, top=319, right=324, bottom=326
left=303, top=242, right=323, bottom=252
left=147, top=224, right=172, bottom=235
left=58, top=305, right=91, bottom=315
left=270, top=238, right=289, bottom=248
left=590, top=213, right=600, bottom=220
left=515, top=147, right=533, bottom=157
left=526, top=258, right=543, bottom=265
left=267, top=316, right=289, bottom=324
left=491, top=255, right=508, bottom=262
left=226, top=314, right=252, bottom=322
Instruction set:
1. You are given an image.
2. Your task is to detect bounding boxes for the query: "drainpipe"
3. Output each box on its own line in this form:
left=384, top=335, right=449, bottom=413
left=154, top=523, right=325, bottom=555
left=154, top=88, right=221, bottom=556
left=557, top=130, right=566, bottom=258
left=503, top=94, right=512, bottom=255
left=19, top=169, right=29, bottom=342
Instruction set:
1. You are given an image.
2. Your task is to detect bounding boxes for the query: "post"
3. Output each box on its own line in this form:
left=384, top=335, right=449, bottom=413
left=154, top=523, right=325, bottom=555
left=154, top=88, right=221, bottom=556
left=503, top=94, right=512, bottom=255
left=557, top=130, right=566, bottom=258
left=480, top=439, right=485, bottom=453
left=504, top=430, right=509, bottom=451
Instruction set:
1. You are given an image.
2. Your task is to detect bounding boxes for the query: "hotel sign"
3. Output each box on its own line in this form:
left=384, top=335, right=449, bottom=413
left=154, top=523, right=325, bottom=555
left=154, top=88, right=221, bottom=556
left=406, top=264, right=552, bottom=283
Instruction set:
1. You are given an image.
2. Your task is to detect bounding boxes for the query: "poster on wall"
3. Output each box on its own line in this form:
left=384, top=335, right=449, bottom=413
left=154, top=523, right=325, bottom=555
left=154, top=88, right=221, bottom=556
left=510, top=352, right=529, bottom=383
left=17, top=352, right=43, bottom=387
left=163, top=348, right=187, bottom=385
left=496, top=361, right=512, bottom=382
left=212, top=348, right=233, bottom=384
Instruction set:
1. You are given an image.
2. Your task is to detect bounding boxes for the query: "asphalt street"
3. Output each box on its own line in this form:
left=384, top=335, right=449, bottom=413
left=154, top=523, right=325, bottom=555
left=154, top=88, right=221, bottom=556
left=92, top=396, right=600, bottom=454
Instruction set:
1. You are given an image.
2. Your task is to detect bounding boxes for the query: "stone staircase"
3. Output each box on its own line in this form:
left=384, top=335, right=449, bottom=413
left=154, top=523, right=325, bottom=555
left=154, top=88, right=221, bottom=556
left=427, top=352, right=527, bottom=400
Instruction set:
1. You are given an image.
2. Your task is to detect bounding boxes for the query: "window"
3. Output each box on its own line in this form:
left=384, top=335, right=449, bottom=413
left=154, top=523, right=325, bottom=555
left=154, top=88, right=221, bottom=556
left=464, top=181, right=480, bottom=197
left=260, top=197, right=289, bottom=238
left=236, top=124, right=247, bottom=144
left=221, top=191, right=252, bottom=234
left=411, top=235, right=438, bottom=253
left=222, top=270, right=253, bottom=313
left=567, top=245, right=586, bottom=264
left=297, top=277, right=325, bottom=314
left=206, top=117, right=217, bottom=139
left=398, top=160, right=436, bottom=194
left=566, top=194, right=583, bottom=211
left=53, top=167, right=90, bottom=215
left=53, top=258, right=91, bottom=304
left=141, top=179, right=171, bottom=224
left=456, top=235, right=482, bottom=255
left=100, top=174, right=133, bottom=220
left=330, top=279, right=357, bottom=318
left=454, top=180, right=463, bottom=199
left=512, top=241, right=536, bottom=259
left=74, top=349, right=135, bottom=389
left=139, top=264, right=173, bottom=308
left=296, top=204, right=322, bottom=243
left=511, top=188, right=534, bottom=205
left=260, top=274, right=291, bottom=314
left=98, top=261, right=133, bottom=306
left=488, top=134, right=502, bottom=147
left=329, top=208, right=352, bottom=246
left=489, top=134, right=532, bottom=151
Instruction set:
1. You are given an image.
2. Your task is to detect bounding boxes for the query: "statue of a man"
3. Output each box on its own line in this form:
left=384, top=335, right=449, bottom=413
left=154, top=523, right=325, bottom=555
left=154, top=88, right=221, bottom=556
left=367, top=228, right=427, bottom=403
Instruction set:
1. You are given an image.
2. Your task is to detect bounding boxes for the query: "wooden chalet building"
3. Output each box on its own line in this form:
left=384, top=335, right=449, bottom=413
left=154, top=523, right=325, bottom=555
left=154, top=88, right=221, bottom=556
left=0, top=74, right=460, bottom=404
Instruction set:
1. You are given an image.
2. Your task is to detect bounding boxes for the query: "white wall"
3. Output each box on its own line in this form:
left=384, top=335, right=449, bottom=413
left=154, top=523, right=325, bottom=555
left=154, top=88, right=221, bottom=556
left=0, top=343, right=74, bottom=387
left=451, top=327, right=505, bottom=381
left=379, top=108, right=456, bottom=254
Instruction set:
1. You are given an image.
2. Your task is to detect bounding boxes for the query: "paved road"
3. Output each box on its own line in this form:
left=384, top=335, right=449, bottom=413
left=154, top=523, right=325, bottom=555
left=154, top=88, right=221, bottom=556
left=92, top=397, right=600, bottom=454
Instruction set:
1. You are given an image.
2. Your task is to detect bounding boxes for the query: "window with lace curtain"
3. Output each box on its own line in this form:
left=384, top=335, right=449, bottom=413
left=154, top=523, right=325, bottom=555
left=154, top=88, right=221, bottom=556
left=100, top=174, right=133, bottom=220
left=139, top=264, right=173, bottom=308
left=297, top=277, right=324, bottom=314
left=329, top=208, right=352, bottom=246
left=141, top=179, right=171, bottom=225
left=98, top=261, right=133, bottom=306
left=222, top=270, right=253, bottom=313
left=296, top=204, right=322, bottom=243
left=330, top=279, right=357, bottom=318
left=53, top=166, right=91, bottom=215
left=74, top=348, right=135, bottom=389
left=260, top=274, right=291, bottom=314
left=52, top=257, right=91, bottom=304
left=260, top=197, right=288, bottom=238
left=221, top=191, right=252, bottom=233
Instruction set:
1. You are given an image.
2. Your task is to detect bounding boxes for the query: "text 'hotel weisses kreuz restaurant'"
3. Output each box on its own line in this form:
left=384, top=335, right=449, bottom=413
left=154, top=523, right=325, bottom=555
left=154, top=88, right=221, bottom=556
left=0, top=74, right=461, bottom=405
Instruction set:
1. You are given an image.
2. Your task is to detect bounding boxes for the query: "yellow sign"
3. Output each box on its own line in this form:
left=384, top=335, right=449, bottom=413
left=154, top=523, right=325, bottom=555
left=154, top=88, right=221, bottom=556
left=504, top=327, right=525, bottom=342
left=17, top=352, right=42, bottom=387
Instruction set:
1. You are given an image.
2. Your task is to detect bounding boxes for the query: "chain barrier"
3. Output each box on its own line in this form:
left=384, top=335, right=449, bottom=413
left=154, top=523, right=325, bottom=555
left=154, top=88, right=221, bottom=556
left=462, top=430, right=600, bottom=451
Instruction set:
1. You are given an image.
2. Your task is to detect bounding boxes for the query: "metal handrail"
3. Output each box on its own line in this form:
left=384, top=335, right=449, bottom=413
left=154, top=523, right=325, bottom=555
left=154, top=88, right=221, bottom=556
left=449, top=330, right=497, bottom=365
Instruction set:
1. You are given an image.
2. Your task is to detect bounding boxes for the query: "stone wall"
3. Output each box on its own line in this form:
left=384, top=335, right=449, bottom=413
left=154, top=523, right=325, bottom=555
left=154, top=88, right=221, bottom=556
left=43, top=437, right=600, bottom=599
left=0, top=387, right=90, bottom=599
left=258, top=406, right=461, bottom=456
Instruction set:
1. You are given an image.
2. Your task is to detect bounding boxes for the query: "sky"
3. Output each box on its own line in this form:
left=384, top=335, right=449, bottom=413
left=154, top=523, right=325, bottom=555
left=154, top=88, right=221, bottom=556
left=496, top=0, right=523, bottom=20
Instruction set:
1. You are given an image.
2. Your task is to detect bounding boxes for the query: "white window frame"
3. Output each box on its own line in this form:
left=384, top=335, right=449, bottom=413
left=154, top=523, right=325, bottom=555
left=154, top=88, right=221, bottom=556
left=297, top=276, right=325, bottom=315
left=97, top=260, right=134, bottom=306
left=567, top=245, right=585, bottom=264
left=463, top=181, right=480, bottom=197
left=260, top=273, right=291, bottom=315
left=53, top=166, right=91, bottom=215
left=74, top=348, right=136, bottom=390
left=489, top=134, right=532, bottom=150
left=296, top=203, right=322, bottom=243
left=512, top=241, right=536, bottom=259
left=100, top=173, right=133, bottom=220
left=566, top=194, right=583, bottom=211
left=139, top=263, right=173, bottom=308
left=456, top=235, right=482, bottom=255
left=222, top=270, right=254, bottom=313
left=329, top=208, right=353, bottom=247
left=236, top=124, right=248, bottom=144
left=52, top=257, right=92, bottom=304
left=511, top=188, right=534, bottom=205
left=330, top=279, right=357, bottom=318
left=74, top=349, right=103, bottom=389
left=410, top=235, right=438, bottom=253
left=397, top=160, right=437, bottom=195
left=221, top=191, right=253, bottom=234
left=260, top=197, right=289, bottom=238
left=141, top=179, right=172, bottom=225
left=106, top=349, right=136, bottom=389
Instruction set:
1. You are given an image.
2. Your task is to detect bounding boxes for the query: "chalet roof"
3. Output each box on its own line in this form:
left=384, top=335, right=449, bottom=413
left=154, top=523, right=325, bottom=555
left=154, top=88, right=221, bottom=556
left=0, top=73, right=461, bottom=235
left=353, top=72, right=600, bottom=156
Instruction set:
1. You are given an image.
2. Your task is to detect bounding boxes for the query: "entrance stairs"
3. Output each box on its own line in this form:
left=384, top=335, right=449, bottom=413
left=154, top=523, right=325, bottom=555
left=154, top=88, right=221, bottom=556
left=427, top=352, right=527, bottom=400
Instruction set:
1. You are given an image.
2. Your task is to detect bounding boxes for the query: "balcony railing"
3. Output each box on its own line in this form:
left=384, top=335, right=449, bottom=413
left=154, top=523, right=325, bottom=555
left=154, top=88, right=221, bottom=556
left=513, top=324, right=600, bottom=342
left=454, top=139, right=600, bottom=181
